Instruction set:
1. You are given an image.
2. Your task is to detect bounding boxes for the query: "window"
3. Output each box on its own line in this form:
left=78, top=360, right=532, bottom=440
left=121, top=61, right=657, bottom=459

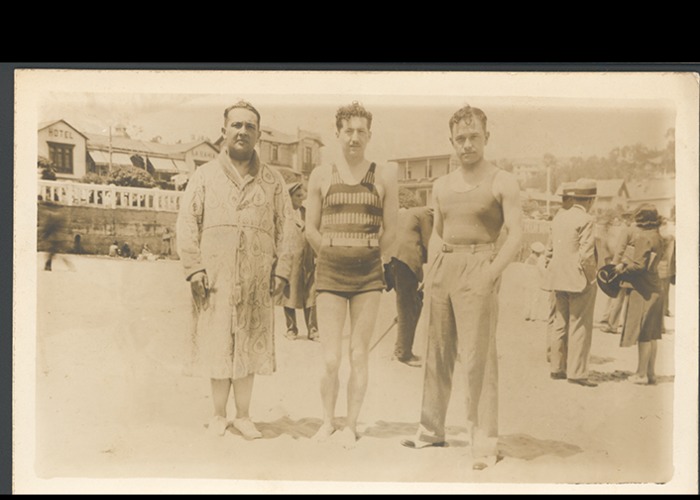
left=304, top=146, right=312, bottom=167
left=271, top=144, right=279, bottom=162
left=194, top=160, right=207, bottom=169
left=48, top=142, right=74, bottom=174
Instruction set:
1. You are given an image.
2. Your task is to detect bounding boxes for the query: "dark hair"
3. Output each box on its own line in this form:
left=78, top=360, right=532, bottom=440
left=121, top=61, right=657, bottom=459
left=335, top=101, right=372, bottom=131
left=224, top=100, right=261, bottom=127
left=448, top=105, right=488, bottom=135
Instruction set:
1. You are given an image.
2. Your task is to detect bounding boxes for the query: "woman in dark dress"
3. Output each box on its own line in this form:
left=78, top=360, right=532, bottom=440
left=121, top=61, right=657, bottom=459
left=614, top=204, right=665, bottom=385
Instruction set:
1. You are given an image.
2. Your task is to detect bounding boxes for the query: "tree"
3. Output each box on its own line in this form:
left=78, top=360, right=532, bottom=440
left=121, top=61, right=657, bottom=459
left=106, top=165, right=157, bottom=188
left=38, top=156, right=57, bottom=180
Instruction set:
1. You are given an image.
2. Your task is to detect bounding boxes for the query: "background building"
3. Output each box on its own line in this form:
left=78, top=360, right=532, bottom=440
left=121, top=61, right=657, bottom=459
left=39, top=120, right=323, bottom=187
left=389, top=153, right=460, bottom=206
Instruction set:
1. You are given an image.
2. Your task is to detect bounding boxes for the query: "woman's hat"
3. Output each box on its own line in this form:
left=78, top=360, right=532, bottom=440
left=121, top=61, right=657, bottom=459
left=596, top=264, right=621, bottom=298
left=634, top=204, right=660, bottom=229
left=530, top=241, right=545, bottom=254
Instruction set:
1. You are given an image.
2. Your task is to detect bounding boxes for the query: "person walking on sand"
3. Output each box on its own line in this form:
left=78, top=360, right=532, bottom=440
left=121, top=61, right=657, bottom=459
left=177, top=100, right=294, bottom=439
left=401, top=104, right=522, bottom=471
left=275, top=181, right=318, bottom=341
left=305, top=101, right=398, bottom=448
left=547, top=178, right=599, bottom=387
left=614, top=204, right=666, bottom=385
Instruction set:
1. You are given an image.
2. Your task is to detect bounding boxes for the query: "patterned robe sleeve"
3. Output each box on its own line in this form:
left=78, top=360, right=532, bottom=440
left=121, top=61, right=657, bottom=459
left=271, top=172, right=296, bottom=282
left=176, top=169, right=206, bottom=280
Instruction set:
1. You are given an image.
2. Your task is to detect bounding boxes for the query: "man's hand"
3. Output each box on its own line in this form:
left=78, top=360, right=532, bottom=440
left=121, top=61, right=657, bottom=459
left=614, top=263, right=626, bottom=275
left=384, top=261, right=395, bottom=292
left=190, top=271, right=209, bottom=311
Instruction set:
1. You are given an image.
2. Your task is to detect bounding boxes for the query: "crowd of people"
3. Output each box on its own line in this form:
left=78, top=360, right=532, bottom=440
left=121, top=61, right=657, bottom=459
left=107, top=228, right=174, bottom=261
left=174, top=99, right=674, bottom=470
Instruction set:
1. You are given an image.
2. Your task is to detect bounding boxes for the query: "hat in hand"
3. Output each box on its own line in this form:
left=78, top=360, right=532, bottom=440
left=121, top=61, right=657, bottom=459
left=597, top=264, right=621, bottom=298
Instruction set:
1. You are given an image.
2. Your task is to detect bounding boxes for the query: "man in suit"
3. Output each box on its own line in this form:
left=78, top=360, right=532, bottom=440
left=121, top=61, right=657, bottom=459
left=547, top=179, right=599, bottom=387
left=544, top=183, right=576, bottom=363
left=386, top=193, right=434, bottom=367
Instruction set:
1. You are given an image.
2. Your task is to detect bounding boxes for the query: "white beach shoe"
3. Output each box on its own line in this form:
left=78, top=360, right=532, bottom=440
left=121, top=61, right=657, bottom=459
left=208, top=416, right=229, bottom=437
left=233, top=417, right=263, bottom=440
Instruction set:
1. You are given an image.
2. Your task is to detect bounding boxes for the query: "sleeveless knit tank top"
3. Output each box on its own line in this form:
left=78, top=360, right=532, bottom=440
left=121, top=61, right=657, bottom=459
left=439, top=168, right=504, bottom=243
left=320, top=163, right=383, bottom=240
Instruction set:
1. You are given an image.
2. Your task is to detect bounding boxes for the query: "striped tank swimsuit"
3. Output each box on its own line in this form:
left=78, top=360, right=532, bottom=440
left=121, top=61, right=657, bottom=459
left=315, top=162, right=386, bottom=294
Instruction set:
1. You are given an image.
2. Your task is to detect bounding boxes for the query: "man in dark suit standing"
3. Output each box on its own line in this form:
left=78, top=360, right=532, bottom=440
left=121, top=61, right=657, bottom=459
left=386, top=193, right=434, bottom=367
left=547, top=178, right=599, bottom=387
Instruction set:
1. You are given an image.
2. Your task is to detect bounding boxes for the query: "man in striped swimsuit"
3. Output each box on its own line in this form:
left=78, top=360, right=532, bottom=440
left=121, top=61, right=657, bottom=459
left=305, top=102, right=398, bottom=448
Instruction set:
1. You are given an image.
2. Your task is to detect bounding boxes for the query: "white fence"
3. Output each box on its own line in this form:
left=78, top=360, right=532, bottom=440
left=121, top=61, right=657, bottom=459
left=38, top=180, right=182, bottom=212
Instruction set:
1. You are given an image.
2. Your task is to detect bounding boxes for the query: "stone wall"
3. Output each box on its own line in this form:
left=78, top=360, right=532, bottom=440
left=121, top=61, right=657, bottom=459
left=37, top=202, right=178, bottom=257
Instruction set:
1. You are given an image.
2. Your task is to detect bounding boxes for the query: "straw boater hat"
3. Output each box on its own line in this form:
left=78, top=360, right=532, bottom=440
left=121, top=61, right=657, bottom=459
left=556, top=181, right=576, bottom=198
left=571, top=178, right=597, bottom=198
left=634, top=204, right=661, bottom=229
left=596, top=264, right=621, bottom=298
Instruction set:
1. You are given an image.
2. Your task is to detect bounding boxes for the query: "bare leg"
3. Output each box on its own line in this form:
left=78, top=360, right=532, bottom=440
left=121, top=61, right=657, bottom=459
left=344, top=291, right=382, bottom=445
left=630, top=341, right=652, bottom=385
left=232, top=374, right=255, bottom=418
left=211, top=378, right=232, bottom=418
left=647, top=340, right=658, bottom=384
left=314, top=292, right=348, bottom=441
left=636, top=342, right=651, bottom=378
left=232, top=374, right=262, bottom=439
left=209, top=378, right=231, bottom=436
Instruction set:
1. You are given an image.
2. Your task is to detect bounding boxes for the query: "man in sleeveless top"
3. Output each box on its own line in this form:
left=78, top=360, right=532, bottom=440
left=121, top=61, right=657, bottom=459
left=305, top=102, right=398, bottom=448
left=402, top=105, right=522, bottom=470
left=546, top=179, right=599, bottom=387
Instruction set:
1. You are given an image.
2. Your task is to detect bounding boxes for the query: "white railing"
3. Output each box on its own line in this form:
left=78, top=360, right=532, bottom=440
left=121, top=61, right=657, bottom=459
left=522, top=218, right=551, bottom=235
left=38, top=180, right=182, bottom=212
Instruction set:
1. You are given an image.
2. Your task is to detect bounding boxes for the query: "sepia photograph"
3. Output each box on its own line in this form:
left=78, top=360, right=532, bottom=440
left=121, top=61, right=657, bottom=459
left=12, top=69, right=699, bottom=494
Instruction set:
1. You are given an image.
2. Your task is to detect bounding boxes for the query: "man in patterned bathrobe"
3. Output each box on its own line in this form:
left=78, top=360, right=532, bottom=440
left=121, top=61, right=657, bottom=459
left=177, top=101, right=294, bottom=439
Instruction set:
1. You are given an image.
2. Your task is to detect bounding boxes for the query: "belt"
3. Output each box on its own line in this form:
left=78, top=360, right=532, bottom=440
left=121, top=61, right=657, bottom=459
left=441, top=242, right=495, bottom=254
left=324, top=237, right=380, bottom=248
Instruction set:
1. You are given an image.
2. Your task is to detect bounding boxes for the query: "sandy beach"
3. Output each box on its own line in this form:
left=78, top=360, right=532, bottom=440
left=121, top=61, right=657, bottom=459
left=30, top=252, right=680, bottom=491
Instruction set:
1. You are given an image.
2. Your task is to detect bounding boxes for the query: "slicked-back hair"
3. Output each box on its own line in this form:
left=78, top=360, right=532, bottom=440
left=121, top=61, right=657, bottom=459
left=224, top=100, right=261, bottom=128
left=335, top=101, right=373, bottom=131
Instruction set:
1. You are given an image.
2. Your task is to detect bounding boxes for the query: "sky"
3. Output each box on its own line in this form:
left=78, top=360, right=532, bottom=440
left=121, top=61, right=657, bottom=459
left=39, top=92, right=676, bottom=166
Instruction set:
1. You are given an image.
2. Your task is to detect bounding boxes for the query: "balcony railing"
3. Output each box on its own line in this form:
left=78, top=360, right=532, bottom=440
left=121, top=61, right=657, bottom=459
left=38, top=180, right=182, bottom=212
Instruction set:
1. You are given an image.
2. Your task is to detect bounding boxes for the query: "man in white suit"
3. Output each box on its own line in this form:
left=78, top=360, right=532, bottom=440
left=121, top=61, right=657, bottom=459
left=547, top=179, right=599, bottom=387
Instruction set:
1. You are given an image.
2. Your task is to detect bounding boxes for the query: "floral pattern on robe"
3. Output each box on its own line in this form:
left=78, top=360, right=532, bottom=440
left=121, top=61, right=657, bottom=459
left=177, top=150, right=294, bottom=379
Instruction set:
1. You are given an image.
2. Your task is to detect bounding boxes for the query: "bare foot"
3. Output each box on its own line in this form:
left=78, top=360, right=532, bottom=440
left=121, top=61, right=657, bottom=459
left=312, top=423, right=336, bottom=442
left=334, top=427, right=358, bottom=449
